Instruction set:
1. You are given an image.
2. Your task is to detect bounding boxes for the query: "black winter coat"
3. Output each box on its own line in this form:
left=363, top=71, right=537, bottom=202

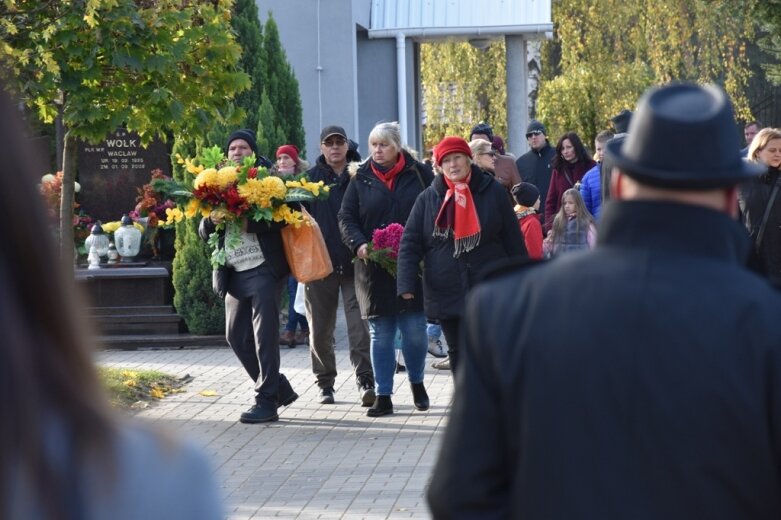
left=198, top=217, right=290, bottom=280
left=338, top=151, right=433, bottom=318
left=397, top=166, right=527, bottom=320
left=305, top=156, right=355, bottom=275
left=429, top=200, right=781, bottom=519
left=515, top=142, right=556, bottom=210
left=738, top=166, right=781, bottom=284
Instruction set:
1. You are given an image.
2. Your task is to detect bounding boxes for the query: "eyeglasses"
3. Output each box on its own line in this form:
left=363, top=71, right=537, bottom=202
left=322, top=138, right=347, bottom=147
left=479, top=151, right=497, bottom=158
left=526, top=130, right=543, bottom=138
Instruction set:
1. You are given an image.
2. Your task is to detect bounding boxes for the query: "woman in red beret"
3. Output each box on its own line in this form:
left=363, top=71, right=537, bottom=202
left=397, top=136, right=527, bottom=375
left=272, top=144, right=309, bottom=177
left=273, top=144, right=311, bottom=348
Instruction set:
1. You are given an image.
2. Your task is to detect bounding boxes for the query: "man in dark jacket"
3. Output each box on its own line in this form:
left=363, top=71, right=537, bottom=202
left=428, top=83, right=781, bottom=519
left=515, top=120, right=555, bottom=214
left=303, top=125, right=374, bottom=406
left=199, top=129, right=298, bottom=424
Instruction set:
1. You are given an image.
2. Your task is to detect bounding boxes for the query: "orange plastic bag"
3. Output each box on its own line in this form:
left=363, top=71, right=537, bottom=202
left=281, top=208, right=333, bottom=283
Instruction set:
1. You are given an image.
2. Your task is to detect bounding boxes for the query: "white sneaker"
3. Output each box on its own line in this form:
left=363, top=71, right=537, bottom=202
left=427, top=337, right=447, bottom=358
left=431, top=356, right=450, bottom=370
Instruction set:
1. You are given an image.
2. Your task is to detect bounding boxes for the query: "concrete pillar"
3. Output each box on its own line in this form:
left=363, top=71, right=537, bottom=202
left=396, top=33, right=409, bottom=145
left=506, top=35, right=528, bottom=156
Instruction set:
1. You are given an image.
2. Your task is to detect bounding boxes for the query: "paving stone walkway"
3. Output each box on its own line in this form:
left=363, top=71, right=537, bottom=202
left=97, top=311, right=453, bottom=519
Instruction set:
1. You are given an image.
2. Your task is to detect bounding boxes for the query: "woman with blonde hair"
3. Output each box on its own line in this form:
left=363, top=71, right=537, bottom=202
left=338, top=122, right=433, bottom=417
left=469, top=138, right=497, bottom=174
left=739, top=127, right=781, bottom=283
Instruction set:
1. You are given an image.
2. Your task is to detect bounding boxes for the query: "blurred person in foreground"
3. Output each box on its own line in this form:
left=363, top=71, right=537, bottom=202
left=428, top=83, right=781, bottom=519
left=0, top=88, right=222, bottom=518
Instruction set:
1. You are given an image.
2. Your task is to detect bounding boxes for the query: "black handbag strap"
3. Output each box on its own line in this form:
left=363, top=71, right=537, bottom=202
left=756, top=174, right=781, bottom=253
left=411, top=163, right=426, bottom=190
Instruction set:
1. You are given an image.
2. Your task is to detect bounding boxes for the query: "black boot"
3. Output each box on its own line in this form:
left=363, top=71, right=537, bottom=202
left=366, top=395, right=393, bottom=417
left=411, top=382, right=429, bottom=411
left=277, top=373, right=299, bottom=408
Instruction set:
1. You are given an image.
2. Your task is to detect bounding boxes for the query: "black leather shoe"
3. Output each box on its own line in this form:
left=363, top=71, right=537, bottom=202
left=318, top=386, right=335, bottom=404
left=278, top=374, right=299, bottom=407
left=366, top=395, right=393, bottom=417
left=411, top=382, right=429, bottom=411
left=360, top=384, right=376, bottom=407
left=239, top=403, right=278, bottom=424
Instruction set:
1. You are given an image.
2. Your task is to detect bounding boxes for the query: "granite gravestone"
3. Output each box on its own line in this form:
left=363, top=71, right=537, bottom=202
left=78, top=129, right=171, bottom=223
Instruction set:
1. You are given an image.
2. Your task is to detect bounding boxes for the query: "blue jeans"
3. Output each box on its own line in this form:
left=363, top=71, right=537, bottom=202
left=285, top=276, right=308, bottom=332
left=368, top=312, right=427, bottom=395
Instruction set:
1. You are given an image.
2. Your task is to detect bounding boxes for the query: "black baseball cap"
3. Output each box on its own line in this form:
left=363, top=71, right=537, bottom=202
left=320, top=125, right=347, bottom=142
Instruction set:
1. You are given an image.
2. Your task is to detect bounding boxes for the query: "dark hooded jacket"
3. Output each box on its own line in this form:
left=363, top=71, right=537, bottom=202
left=338, top=151, right=433, bottom=318
left=304, top=156, right=356, bottom=275
left=397, top=166, right=527, bottom=320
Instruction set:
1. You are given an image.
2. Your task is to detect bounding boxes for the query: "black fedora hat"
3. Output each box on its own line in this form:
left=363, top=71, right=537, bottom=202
left=606, top=83, right=764, bottom=189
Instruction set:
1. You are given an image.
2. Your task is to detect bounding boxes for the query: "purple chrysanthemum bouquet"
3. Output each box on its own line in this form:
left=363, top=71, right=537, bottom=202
left=362, top=222, right=404, bottom=277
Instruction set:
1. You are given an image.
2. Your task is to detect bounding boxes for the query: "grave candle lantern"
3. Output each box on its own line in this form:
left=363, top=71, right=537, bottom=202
left=115, top=214, right=142, bottom=262
left=84, top=221, right=110, bottom=258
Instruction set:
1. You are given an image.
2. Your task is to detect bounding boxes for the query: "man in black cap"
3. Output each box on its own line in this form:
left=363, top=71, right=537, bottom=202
left=198, top=129, right=298, bottom=424
left=515, top=120, right=556, bottom=216
left=429, top=83, right=781, bottom=519
left=302, top=125, right=374, bottom=406
left=611, top=108, right=633, bottom=134
left=225, top=128, right=273, bottom=168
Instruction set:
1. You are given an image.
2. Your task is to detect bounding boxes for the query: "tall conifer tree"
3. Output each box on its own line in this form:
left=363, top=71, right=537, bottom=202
left=260, top=14, right=305, bottom=157
left=232, top=0, right=265, bottom=134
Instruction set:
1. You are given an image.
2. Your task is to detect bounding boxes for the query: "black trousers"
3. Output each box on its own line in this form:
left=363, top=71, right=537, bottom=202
left=440, top=317, right=461, bottom=374
left=224, top=264, right=287, bottom=406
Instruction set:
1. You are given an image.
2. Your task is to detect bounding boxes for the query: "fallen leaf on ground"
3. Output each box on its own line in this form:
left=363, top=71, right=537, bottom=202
left=199, top=390, right=219, bottom=397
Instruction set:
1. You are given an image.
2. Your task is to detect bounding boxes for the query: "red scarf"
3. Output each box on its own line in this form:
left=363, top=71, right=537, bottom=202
left=370, top=154, right=405, bottom=191
left=433, top=173, right=481, bottom=256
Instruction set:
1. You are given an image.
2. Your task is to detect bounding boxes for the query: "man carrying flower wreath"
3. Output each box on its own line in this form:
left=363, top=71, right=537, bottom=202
left=199, top=129, right=298, bottom=424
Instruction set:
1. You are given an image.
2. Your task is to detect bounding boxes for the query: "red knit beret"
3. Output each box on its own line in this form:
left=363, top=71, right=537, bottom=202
left=276, top=144, right=300, bottom=164
left=435, top=136, right=472, bottom=167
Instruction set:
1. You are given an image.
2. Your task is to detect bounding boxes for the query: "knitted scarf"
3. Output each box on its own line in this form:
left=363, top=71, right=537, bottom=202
left=433, top=173, right=481, bottom=257
left=370, top=154, right=405, bottom=191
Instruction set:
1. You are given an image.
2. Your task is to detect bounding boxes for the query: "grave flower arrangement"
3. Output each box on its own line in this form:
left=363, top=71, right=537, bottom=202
left=153, top=145, right=330, bottom=266
left=128, top=169, right=178, bottom=258
left=132, top=169, right=176, bottom=229
left=359, top=222, right=405, bottom=277
left=39, top=172, right=94, bottom=254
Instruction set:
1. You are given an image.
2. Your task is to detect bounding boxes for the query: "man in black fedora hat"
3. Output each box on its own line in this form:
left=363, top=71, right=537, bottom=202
left=428, top=83, right=781, bottom=519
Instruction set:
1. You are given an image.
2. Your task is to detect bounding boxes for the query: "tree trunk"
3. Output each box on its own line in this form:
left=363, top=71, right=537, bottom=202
left=55, top=110, right=65, bottom=170
left=60, top=130, right=77, bottom=265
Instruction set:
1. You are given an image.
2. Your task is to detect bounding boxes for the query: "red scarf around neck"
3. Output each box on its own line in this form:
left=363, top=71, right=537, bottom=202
left=370, top=153, right=405, bottom=191
left=433, top=173, right=481, bottom=256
